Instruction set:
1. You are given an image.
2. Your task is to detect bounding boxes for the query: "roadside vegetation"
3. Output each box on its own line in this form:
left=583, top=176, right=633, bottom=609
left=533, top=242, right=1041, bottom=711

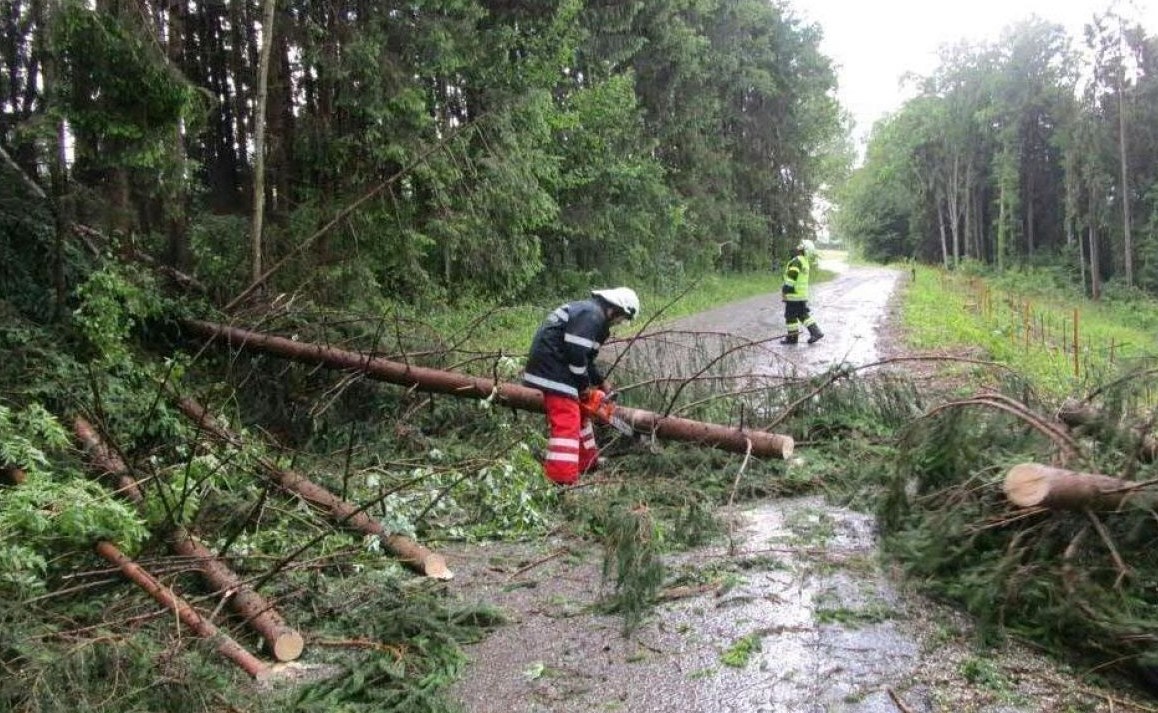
left=853, top=262, right=1158, bottom=701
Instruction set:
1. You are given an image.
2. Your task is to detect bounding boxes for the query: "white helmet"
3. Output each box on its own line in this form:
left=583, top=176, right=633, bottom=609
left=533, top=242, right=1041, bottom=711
left=591, top=287, right=640, bottom=320
left=797, top=239, right=817, bottom=256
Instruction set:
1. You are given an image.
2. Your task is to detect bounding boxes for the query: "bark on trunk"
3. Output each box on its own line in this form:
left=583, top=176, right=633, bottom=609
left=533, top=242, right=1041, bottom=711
left=170, top=528, right=305, bottom=662
left=73, top=417, right=145, bottom=503
left=176, top=397, right=453, bottom=580
left=180, top=320, right=794, bottom=459
left=1, top=466, right=27, bottom=485
left=94, top=539, right=269, bottom=678
left=75, top=416, right=305, bottom=660
left=1003, top=462, right=1146, bottom=510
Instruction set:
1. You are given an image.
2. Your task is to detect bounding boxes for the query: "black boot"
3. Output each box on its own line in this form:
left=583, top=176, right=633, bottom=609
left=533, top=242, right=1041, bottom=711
left=806, top=324, right=824, bottom=344
left=780, top=332, right=799, bottom=345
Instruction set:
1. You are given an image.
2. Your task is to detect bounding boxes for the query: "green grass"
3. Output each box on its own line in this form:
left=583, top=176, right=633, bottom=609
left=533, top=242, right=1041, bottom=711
left=900, top=265, right=1158, bottom=400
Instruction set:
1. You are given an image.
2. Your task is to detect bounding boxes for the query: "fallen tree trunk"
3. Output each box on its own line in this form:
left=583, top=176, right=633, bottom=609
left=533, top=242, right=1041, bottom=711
left=73, top=417, right=144, bottom=503
left=181, top=319, right=794, bottom=459
left=73, top=416, right=305, bottom=661
left=1003, top=462, right=1149, bottom=511
left=169, top=528, right=305, bottom=662
left=176, top=397, right=453, bottom=580
left=94, top=539, right=269, bottom=679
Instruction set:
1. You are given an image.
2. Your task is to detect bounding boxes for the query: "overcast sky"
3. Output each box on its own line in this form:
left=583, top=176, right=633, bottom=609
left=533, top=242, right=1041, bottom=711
left=794, top=0, right=1158, bottom=148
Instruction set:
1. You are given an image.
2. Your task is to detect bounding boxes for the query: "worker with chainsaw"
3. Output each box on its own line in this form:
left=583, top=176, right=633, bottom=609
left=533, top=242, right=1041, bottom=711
left=522, top=287, right=639, bottom=485
left=781, top=239, right=824, bottom=345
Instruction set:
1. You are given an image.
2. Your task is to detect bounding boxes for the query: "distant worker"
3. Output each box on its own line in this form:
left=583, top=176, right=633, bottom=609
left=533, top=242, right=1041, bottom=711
left=523, top=288, right=639, bottom=485
left=781, top=240, right=824, bottom=345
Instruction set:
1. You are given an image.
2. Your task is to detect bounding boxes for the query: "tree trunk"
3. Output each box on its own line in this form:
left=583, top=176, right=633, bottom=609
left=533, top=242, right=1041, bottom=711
left=1117, top=77, right=1133, bottom=287
left=180, top=320, right=796, bottom=459
left=1003, top=462, right=1147, bottom=510
left=936, top=189, right=950, bottom=269
left=94, top=540, right=270, bottom=678
left=0, top=466, right=27, bottom=485
left=73, top=417, right=145, bottom=503
left=176, top=397, right=454, bottom=580
left=1089, top=189, right=1102, bottom=300
left=165, top=0, right=191, bottom=272
left=249, top=0, right=276, bottom=284
left=169, top=527, right=305, bottom=662
left=74, top=416, right=305, bottom=660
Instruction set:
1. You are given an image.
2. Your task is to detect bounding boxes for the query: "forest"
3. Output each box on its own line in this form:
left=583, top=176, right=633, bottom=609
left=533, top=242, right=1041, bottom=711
left=5, top=0, right=1158, bottom=711
left=2, top=0, right=848, bottom=312
left=838, top=9, right=1158, bottom=299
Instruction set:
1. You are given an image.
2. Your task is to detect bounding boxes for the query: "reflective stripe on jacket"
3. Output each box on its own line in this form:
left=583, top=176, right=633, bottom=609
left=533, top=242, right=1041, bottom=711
left=522, top=298, right=609, bottom=398
left=781, top=254, right=810, bottom=302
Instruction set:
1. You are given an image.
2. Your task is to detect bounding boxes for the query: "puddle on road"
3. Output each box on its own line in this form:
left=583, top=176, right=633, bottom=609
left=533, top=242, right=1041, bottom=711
left=660, top=497, right=923, bottom=713
left=448, top=487, right=1150, bottom=712
left=448, top=496, right=942, bottom=713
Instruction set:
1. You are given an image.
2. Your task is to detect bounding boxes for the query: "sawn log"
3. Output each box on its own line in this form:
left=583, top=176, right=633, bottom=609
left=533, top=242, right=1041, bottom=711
left=94, top=539, right=270, bottom=679
left=176, top=397, right=453, bottom=580
left=1003, top=462, right=1148, bottom=511
left=181, top=319, right=794, bottom=459
left=73, top=416, right=305, bottom=661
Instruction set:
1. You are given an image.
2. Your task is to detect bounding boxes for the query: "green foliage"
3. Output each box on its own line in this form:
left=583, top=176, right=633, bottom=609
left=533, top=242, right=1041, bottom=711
left=1, top=635, right=244, bottom=713
left=72, top=265, right=167, bottom=366
left=289, top=574, right=505, bottom=712
left=720, top=632, right=761, bottom=668
left=0, top=404, right=146, bottom=596
left=900, top=264, right=1158, bottom=399
left=384, top=442, right=556, bottom=542
left=599, top=503, right=666, bottom=636
left=0, top=195, right=60, bottom=321
left=50, top=1, right=204, bottom=160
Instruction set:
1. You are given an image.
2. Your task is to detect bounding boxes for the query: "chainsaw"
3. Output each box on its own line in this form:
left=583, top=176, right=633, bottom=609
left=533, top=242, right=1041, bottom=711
left=580, top=388, right=635, bottom=437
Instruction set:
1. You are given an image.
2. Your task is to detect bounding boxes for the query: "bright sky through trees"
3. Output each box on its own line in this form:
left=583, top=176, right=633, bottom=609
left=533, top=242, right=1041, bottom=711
left=796, top=0, right=1158, bottom=148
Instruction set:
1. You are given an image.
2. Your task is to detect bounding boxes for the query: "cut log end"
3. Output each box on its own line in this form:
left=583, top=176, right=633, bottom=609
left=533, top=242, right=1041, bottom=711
left=1004, top=462, right=1138, bottom=511
left=272, top=631, right=305, bottom=662
left=1003, top=463, right=1051, bottom=507
left=779, top=436, right=794, bottom=459
left=422, top=554, right=454, bottom=580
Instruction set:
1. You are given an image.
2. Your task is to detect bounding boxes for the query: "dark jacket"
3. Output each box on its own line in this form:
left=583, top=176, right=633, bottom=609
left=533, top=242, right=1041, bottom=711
left=523, top=298, right=609, bottom=398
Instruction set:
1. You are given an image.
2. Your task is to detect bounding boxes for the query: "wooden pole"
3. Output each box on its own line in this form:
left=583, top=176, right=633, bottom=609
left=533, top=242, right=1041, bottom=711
left=177, top=397, right=453, bottom=580
left=181, top=319, right=794, bottom=459
left=1003, top=462, right=1147, bottom=511
left=94, top=540, right=269, bottom=679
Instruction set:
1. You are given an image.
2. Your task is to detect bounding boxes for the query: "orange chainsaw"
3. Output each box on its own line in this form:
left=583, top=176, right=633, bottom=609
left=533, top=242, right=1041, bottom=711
left=580, top=388, right=635, bottom=437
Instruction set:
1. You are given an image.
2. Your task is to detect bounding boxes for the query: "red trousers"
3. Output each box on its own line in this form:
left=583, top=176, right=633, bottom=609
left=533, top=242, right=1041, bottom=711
left=542, top=393, right=599, bottom=485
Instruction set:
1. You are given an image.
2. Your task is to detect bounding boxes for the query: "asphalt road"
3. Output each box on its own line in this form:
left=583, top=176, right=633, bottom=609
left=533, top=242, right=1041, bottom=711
left=644, top=253, right=904, bottom=378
